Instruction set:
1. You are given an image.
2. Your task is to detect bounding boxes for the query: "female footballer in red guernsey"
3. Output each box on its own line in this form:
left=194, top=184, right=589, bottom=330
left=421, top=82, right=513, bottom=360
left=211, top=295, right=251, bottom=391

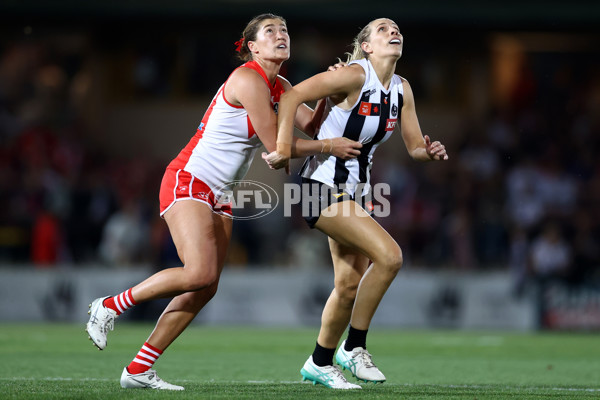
left=85, top=14, right=361, bottom=390
left=265, top=18, right=448, bottom=389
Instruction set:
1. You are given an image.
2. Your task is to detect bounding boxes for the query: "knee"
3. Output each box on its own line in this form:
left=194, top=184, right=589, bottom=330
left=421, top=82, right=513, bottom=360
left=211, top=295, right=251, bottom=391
left=182, top=268, right=219, bottom=292
left=203, top=281, right=219, bottom=300
left=377, top=244, right=403, bottom=276
left=174, top=281, right=219, bottom=313
left=193, top=280, right=220, bottom=303
left=334, top=277, right=360, bottom=307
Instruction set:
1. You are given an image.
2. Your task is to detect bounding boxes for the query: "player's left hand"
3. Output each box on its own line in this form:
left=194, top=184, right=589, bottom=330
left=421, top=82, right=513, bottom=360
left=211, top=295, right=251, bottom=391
left=424, top=135, right=448, bottom=161
left=330, top=137, right=362, bottom=159
left=262, top=151, right=290, bottom=174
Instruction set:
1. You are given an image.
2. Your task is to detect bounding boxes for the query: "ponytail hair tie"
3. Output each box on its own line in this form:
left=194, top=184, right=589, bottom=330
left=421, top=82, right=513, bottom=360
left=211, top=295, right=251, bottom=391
left=234, top=37, right=245, bottom=52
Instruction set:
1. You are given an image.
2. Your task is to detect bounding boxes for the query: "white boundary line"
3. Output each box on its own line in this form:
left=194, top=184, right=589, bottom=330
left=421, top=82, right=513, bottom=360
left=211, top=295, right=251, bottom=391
left=1, top=377, right=599, bottom=392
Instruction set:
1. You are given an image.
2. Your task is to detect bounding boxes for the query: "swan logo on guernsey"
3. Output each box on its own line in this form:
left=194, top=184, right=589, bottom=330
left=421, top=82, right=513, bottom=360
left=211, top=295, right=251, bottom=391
left=213, top=180, right=279, bottom=220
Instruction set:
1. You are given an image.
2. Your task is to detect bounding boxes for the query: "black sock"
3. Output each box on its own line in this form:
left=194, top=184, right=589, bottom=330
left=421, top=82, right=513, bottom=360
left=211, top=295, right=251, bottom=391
left=345, top=325, right=368, bottom=351
left=312, top=342, right=335, bottom=367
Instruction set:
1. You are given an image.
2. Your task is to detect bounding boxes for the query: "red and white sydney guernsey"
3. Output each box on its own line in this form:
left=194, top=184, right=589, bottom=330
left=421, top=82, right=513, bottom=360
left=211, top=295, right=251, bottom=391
left=159, top=60, right=284, bottom=216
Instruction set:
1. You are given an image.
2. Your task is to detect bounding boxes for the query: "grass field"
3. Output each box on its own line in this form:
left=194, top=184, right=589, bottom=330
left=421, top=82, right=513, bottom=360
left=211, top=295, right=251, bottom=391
left=0, top=323, right=599, bottom=399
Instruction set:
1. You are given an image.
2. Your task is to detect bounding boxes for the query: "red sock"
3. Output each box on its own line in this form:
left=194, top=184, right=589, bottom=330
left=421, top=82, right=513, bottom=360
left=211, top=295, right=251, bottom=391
left=103, top=288, right=137, bottom=316
left=127, top=342, right=163, bottom=374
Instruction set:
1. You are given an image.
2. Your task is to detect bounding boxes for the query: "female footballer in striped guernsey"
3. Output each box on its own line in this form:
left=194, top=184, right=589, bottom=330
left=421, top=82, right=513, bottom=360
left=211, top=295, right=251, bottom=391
left=85, top=13, right=362, bottom=390
left=265, top=18, right=448, bottom=389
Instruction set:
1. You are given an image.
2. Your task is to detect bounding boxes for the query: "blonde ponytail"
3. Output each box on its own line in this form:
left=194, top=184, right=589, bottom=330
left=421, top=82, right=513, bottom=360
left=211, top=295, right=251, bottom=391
left=344, top=23, right=372, bottom=63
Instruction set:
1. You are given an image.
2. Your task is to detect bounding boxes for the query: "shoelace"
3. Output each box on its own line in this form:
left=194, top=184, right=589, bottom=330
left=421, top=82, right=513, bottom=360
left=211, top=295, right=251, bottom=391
left=146, top=370, right=179, bottom=388
left=100, top=313, right=115, bottom=333
left=145, top=370, right=163, bottom=388
left=147, top=370, right=160, bottom=381
left=325, top=365, right=347, bottom=384
left=356, top=349, right=376, bottom=368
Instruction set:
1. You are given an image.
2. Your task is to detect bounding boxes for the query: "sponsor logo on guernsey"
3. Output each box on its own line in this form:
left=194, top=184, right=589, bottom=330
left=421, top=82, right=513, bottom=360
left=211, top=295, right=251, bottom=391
left=385, top=119, right=397, bottom=131
left=358, top=102, right=371, bottom=116
left=358, top=102, right=381, bottom=116
left=271, top=95, right=280, bottom=114
left=212, top=180, right=279, bottom=220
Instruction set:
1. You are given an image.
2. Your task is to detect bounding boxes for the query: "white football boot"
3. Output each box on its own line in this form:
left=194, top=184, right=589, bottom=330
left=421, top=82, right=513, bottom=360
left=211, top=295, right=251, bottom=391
left=120, top=367, right=184, bottom=390
left=300, top=356, right=361, bottom=389
left=85, top=297, right=117, bottom=350
left=336, top=340, right=386, bottom=383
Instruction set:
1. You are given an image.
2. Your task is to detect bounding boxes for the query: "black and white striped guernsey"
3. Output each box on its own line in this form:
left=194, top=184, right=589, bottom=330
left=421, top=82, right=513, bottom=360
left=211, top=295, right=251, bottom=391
left=299, top=58, right=404, bottom=197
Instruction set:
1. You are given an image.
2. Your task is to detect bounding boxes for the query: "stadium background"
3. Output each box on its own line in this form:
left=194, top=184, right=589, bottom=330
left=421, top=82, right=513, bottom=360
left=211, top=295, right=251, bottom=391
left=0, top=0, right=599, bottom=330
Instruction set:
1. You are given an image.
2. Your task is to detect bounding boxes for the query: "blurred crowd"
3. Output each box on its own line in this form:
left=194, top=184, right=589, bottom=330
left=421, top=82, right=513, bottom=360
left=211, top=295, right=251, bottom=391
left=0, top=30, right=168, bottom=267
left=0, top=19, right=599, bottom=292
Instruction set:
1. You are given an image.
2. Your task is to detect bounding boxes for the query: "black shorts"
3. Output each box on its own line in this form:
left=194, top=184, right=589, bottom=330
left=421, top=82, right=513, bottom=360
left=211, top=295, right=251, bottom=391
left=300, top=177, right=374, bottom=229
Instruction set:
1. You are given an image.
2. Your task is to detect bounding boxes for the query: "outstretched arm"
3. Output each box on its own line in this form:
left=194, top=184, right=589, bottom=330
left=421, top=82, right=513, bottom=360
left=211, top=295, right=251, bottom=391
left=265, top=64, right=366, bottom=170
left=277, top=74, right=362, bottom=160
left=399, top=78, right=448, bottom=162
left=290, top=61, right=347, bottom=138
left=262, top=136, right=362, bottom=172
left=225, top=66, right=362, bottom=171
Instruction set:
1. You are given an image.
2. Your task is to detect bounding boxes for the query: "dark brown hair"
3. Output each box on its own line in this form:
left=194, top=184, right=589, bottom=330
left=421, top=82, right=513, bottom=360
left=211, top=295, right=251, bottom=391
left=237, top=13, right=287, bottom=61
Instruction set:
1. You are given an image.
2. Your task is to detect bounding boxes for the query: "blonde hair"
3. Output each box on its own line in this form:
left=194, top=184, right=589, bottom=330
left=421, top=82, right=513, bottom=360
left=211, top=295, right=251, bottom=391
left=345, top=22, right=373, bottom=63
left=237, top=13, right=287, bottom=62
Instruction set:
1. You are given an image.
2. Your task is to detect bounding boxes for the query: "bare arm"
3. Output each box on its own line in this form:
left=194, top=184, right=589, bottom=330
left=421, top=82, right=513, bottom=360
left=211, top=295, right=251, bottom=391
left=226, top=68, right=360, bottom=161
left=291, top=98, right=361, bottom=159
left=263, top=72, right=362, bottom=168
left=294, top=98, right=326, bottom=139
left=281, top=62, right=349, bottom=138
left=228, top=67, right=279, bottom=152
left=399, top=78, right=448, bottom=162
left=265, top=65, right=366, bottom=169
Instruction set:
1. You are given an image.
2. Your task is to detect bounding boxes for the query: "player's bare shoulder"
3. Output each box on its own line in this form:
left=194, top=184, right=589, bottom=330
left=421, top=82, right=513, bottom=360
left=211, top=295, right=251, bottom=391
left=226, top=67, right=270, bottom=106
left=400, top=76, right=415, bottom=104
left=230, top=66, right=268, bottom=89
left=332, top=63, right=366, bottom=86
left=327, top=63, right=366, bottom=107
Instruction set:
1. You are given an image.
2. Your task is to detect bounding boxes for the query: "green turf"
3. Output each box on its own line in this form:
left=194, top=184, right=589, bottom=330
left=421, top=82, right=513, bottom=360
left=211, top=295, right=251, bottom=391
left=0, top=323, right=598, bottom=399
